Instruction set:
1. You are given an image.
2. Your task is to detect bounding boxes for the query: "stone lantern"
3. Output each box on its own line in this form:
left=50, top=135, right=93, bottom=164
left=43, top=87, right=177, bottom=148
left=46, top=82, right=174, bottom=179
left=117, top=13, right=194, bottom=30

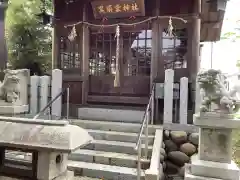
left=0, top=116, right=93, bottom=180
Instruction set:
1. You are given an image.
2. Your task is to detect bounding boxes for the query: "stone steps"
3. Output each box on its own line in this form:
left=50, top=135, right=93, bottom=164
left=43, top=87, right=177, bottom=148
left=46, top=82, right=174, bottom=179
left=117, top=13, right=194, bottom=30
left=71, top=119, right=159, bottom=134
left=69, top=149, right=150, bottom=169
left=68, top=161, right=145, bottom=180
left=87, top=129, right=155, bottom=144
left=84, top=139, right=153, bottom=156
left=69, top=119, right=158, bottom=180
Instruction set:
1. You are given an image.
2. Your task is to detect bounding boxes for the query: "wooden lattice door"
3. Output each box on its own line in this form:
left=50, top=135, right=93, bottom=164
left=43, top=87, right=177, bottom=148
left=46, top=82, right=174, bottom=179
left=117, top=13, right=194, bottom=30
left=88, top=29, right=151, bottom=105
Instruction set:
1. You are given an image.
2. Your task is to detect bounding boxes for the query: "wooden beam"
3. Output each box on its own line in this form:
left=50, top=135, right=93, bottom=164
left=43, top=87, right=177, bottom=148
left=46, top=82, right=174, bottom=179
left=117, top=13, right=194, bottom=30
left=82, top=4, right=90, bottom=105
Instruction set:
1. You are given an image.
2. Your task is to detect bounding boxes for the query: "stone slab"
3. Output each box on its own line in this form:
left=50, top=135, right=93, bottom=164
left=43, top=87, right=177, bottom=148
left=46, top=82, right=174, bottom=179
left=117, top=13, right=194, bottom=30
left=68, top=160, right=145, bottom=180
left=199, top=127, right=232, bottom=163
left=185, top=172, right=223, bottom=180
left=71, top=119, right=159, bottom=134
left=0, top=171, right=74, bottom=180
left=69, top=149, right=149, bottom=169
left=85, top=139, right=152, bottom=156
left=15, top=113, right=61, bottom=120
left=87, top=129, right=154, bottom=144
left=0, top=117, right=93, bottom=152
left=78, top=107, right=144, bottom=123
left=0, top=105, right=28, bottom=115
left=193, top=113, right=240, bottom=129
left=163, top=123, right=199, bottom=133
left=186, top=155, right=240, bottom=180
left=148, top=129, right=163, bottom=173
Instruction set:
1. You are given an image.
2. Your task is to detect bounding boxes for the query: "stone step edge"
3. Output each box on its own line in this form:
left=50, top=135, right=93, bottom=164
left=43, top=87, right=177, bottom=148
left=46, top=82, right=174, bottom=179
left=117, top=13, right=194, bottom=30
left=90, top=139, right=153, bottom=150
left=70, top=149, right=150, bottom=163
left=185, top=173, right=223, bottom=180
left=87, top=129, right=155, bottom=138
left=71, top=119, right=161, bottom=130
left=73, top=176, right=101, bottom=180
left=68, top=161, right=145, bottom=176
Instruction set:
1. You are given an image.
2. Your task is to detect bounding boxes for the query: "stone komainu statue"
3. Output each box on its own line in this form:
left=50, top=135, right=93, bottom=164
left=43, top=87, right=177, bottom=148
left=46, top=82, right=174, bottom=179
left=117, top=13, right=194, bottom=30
left=197, top=69, right=240, bottom=114
left=0, top=69, right=21, bottom=103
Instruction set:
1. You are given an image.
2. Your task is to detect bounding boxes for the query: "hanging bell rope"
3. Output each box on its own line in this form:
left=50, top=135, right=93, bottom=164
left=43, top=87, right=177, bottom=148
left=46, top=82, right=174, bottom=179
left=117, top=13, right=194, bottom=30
left=68, top=25, right=77, bottom=41
left=114, top=25, right=121, bottom=88
left=166, top=17, right=174, bottom=37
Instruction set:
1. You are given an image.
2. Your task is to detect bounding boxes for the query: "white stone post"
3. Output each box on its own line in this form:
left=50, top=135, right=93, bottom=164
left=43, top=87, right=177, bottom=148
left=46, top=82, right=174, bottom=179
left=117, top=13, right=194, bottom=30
left=164, top=69, right=174, bottom=124
left=195, top=80, right=201, bottom=114
left=180, top=77, right=188, bottom=124
left=39, top=76, right=51, bottom=114
left=51, top=69, right=63, bottom=118
left=30, top=75, right=40, bottom=114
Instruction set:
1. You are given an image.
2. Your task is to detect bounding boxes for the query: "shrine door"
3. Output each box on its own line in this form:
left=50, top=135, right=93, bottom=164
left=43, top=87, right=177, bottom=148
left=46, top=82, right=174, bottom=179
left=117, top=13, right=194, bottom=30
left=88, top=28, right=151, bottom=105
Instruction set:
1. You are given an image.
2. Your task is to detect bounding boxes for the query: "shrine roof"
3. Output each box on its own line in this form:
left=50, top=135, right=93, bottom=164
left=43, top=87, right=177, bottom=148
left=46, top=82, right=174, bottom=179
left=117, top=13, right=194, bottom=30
left=0, top=116, right=93, bottom=152
left=54, top=0, right=227, bottom=42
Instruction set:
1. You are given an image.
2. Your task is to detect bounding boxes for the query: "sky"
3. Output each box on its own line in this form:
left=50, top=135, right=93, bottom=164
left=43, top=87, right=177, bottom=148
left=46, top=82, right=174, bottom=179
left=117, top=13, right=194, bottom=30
left=201, top=0, right=240, bottom=76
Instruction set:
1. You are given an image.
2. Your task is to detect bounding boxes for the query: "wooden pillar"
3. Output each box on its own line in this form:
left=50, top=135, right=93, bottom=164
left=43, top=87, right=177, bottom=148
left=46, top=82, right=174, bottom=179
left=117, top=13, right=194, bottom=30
left=51, top=27, right=58, bottom=69
left=52, top=0, right=58, bottom=69
left=119, top=30, right=124, bottom=87
left=151, top=0, right=163, bottom=85
left=151, top=0, right=163, bottom=124
left=151, top=22, right=159, bottom=84
left=187, top=0, right=201, bottom=113
left=81, top=4, right=89, bottom=104
left=187, top=22, right=192, bottom=78
left=0, top=2, right=8, bottom=71
left=189, top=0, right=201, bottom=82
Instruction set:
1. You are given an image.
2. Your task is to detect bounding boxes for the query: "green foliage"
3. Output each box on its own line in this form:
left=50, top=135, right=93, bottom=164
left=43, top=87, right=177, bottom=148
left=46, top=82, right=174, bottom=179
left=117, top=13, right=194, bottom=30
left=232, top=130, right=240, bottom=166
left=221, top=19, right=240, bottom=41
left=222, top=32, right=240, bottom=40
left=6, top=0, right=52, bottom=75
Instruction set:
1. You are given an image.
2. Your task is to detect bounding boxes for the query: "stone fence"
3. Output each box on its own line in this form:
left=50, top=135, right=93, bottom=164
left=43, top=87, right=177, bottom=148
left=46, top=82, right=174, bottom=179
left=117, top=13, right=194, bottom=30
left=29, top=69, right=63, bottom=118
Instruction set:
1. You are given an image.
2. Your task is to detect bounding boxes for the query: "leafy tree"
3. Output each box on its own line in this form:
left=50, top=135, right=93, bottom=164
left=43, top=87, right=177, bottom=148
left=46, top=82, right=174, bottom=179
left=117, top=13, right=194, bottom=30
left=6, top=0, right=52, bottom=75
left=221, top=19, right=240, bottom=68
left=222, top=19, right=240, bottom=41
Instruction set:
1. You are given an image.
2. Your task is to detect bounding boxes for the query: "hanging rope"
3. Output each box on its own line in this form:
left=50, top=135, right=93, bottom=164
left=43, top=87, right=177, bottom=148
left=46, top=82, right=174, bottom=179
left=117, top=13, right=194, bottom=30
left=114, top=25, right=121, bottom=87
left=65, top=15, right=187, bottom=41
left=166, top=17, right=174, bottom=37
left=64, top=15, right=187, bottom=28
left=68, top=25, right=77, bottom=41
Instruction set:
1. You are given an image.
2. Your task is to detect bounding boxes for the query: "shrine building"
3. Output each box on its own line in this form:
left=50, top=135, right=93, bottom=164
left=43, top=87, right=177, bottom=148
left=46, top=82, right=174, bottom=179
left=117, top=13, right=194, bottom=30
left=52, top=0, right=226, bottom=120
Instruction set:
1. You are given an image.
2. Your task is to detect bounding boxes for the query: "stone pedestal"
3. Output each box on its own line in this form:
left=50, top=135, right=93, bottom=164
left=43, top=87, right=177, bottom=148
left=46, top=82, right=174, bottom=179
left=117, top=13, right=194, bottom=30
left=0, top=102, right=29, bottom=115
left=185, top=112, right=240, bottom=180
